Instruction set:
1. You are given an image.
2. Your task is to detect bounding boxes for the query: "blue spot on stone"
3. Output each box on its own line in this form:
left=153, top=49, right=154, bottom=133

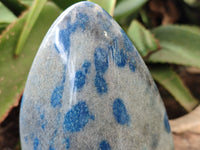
left=62, top=65, right=67, bottom=83
left=33, top=137, right=40, bottom=150
left=74, top=71, right=86, bottom=90
left=49, top=129, right=58, bottom=150
left=63, top=101, right=94, bottom=132
left=51, top=84, right=63, bottom=108
left=76, top=12, right=89, bottom=31
left=50, top=65, right=66, bottom=108
left=164, top=112, right=171, bottom=133
left=54, top=17, right=75, bottom=54
left=49, top=145, right=55, bottom=150
left=110, top=38, right=127, bottom=68
left=94, top=47, right=108, bottom=74
left=54, top=12, right=89, bottom=55
left=151, top=134, right=159, bottom=149
left=40, top=114, right=44, bottom=120
left=98, top=140, right=111, bottom=150
left=97, top=11, right=112, bottom=32
left=57, top=112, right=61, bottom=124
left=113, top=98, right=130, bottom=125
left=60, top=29, right=70, bottom=51
left=41, top=122, right=47, bottom=130
left=39, top=113, right=47, bottom=130
left=24, top=136, right=28, bottom=142
left=65, top=137, right=70, bottom=150
left=113, top=49, right=127, bottom=67
left=55, top=24, right=76, bottom=55
left=110, top=37, right=118, bottom=50
left=95, top=72, right=108, bottom=95
left=82, top=60, right=91, bottom=74
left=129, top=57, right=136, bottom=72
left=121, top=29, right=134, bottom=52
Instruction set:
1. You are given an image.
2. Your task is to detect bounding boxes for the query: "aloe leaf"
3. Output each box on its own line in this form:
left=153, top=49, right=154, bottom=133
left=51, top=0, right=82, bottom=10
left=127, top=20, right=158, bottom=57
left=0, top=2, right=61, bottom=123
left=184, top=0, right=200, bottom=8
left=88, top=0, right=116, bottom=16
left=151, top=66, right=199, bottom=112
left=0, top=2, right=17, bottom=33
left=0, top=0, right=27, bottom=16
left=15, top=0, right=47, bottom=56
left=177, top=25, right=200, bottom=33
left=0, top=2, right=17, bottom=23
left=116, top=0, right=123, bottom=5
left=148, top=25, right=200, bottom=69
left=114, top=0, right=148, bottom=18
left=0, top=23, right=8, bottom=33
left=20, top=0, right=34, bottom=6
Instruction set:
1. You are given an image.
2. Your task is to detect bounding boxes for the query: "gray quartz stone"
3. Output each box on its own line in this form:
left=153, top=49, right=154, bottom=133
left=20, top=1, right=174, bottom=150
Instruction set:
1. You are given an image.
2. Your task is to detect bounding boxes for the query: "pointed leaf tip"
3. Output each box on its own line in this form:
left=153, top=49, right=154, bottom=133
left=127, top=20, right=159, bottom=57
left=151, top=66, right=199, bottom=112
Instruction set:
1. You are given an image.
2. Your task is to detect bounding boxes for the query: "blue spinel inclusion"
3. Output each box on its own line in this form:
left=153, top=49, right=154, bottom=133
left=51, top=85, right=63, bottom=108
left=74, top=60, right=91, bottom=91
left=82, top=60, right=91, bottom=74
left=33, top=137, right=40, bottom=150
left=51, top=65, right=66, bottom=108
left=110, top=38, right=127, bottom=68
left=94, top=47, right=109, bottom=95
left=113, top=49, right=127, bottom=68
left=95, top=73, right=107, bottom=95
left=74, top=71, right=86, bottom=90
left=94, top=47, right=108, bottom=74
left=64, top=137, right=70, bottom=150
left=113, top=98, right=130, bottom=125
left=98, top=140, right=111, bottom=150
left=63, top=101, right=94, bottom=132
left=164, top=112, right=171, bottom=133
left=55, top=13, right=89, bottom=54
left=129, top=57, right=136, bottom=72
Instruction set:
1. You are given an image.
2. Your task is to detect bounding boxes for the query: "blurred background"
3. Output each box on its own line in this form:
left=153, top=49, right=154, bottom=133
left=0, top=0, right=200, bottom=149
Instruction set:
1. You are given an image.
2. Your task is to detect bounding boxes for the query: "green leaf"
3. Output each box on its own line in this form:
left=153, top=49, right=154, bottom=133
left=51, top=0, right=82, bottom=10
left=151, top=66, right=199, bottom=112
left=88, top=0, right=116, bottom=16
left=0, top=2, right=61, bottom=123
left=127, top=20, right=158, bottom=57
left=148, top=25, right=200, bottom=69
left=114, top=0, right=148, bottom=18
left=20, top=0, right=34, bottom=6
left=139, top=9, right=150, bottom=27
left=177, top=25, right=200, bottom=34
left=184, top=0, right=200, bottom=8
left=0, top=23, right=9, bottom=33
left=0, top=0, right=27, bottom=16
left=15, top=0, right=48, bottom=55
left=0, top=2, right=17, bottom=23
left=0, top=2, right=17, bottom=34
left=116, top=0, right=123, bottom=5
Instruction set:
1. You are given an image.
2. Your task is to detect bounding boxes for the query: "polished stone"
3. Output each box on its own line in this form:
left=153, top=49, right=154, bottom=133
left=20, top=1, right=174, bottom=150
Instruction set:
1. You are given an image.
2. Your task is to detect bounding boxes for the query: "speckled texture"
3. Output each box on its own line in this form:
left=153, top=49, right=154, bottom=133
left=20, top=2, right=174, bottom=150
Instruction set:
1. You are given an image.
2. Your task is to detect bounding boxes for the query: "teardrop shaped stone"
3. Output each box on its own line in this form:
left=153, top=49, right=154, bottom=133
left=20, top=2, right=174, bottom=150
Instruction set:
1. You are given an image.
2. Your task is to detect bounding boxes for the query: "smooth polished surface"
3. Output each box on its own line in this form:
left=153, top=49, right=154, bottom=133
left=20, top=2, right=174, bottom=150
